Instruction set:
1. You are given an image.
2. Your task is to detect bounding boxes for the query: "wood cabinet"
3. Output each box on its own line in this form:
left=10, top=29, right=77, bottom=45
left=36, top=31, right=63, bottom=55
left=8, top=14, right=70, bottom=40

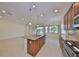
left=64, top=13, right=68, bottom=30
left=67, top=6, right=73, bottom=29
left=67, top=8, right=72, bottom=25
left=64, top=2, right=79, bottom=29
left=73, top=2, right=79, bottom=16
left=27, top=35, right=45, bottom=57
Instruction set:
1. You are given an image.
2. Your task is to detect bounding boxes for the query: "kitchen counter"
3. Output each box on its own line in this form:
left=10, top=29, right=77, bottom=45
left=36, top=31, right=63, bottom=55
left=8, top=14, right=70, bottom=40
left=61, top=34, right=79, bottom=42
left=27, top=35, right=45, bottom=56
left=26, top=35, right=43, bottom=40
left=61, top=34, right=67, bottom=40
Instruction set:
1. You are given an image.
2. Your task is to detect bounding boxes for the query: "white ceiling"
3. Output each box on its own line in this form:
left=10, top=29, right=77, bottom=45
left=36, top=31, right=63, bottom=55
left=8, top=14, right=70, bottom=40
left=0, top=2, right=72, bottom=26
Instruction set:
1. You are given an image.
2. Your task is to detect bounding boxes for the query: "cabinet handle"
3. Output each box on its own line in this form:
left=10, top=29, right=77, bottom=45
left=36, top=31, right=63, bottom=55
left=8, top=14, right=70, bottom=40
left=29, top=41, right=32, bottom=44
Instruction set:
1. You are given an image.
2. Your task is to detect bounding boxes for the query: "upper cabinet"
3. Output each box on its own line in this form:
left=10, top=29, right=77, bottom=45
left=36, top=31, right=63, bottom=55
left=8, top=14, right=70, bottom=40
left=64, top=4, right=73, bottom=30
left=67, top=7, right=73, bottom=26
left=64, top=13, right=68, bottom=25
left=73, top=2, right=79, bottom=16
left=64, top=14, right=68, bottom=30
left=64, top=2, right=79, bottom=30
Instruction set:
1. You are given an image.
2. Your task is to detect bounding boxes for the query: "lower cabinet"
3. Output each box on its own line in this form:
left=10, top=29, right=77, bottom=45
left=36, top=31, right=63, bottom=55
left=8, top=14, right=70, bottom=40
left=27, top=36, right=45, bottom=57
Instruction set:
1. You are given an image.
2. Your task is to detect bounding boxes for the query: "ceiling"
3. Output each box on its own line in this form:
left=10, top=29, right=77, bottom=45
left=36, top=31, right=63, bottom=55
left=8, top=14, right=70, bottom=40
left=0, top=2, right=72, bottom=26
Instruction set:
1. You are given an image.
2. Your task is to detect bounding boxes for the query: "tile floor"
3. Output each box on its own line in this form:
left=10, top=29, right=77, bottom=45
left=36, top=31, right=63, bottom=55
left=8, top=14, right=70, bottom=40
left=0, top=33, right=63, bottom=57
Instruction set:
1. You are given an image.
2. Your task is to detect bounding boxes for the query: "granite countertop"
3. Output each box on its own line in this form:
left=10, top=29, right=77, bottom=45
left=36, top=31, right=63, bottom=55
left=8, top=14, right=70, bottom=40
left=26, top=35, right=43, bottom=40
left=61, top=34, right=67, bottom=40
left=61, top=34, right=79, bottom=42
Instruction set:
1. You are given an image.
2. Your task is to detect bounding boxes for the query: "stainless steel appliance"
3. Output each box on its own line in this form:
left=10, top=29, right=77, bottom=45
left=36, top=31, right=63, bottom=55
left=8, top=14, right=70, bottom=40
left=64, top=40, right=79, bottom=57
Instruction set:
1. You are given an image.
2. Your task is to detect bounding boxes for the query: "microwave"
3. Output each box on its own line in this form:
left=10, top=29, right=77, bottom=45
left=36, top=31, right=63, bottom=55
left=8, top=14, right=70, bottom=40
left=73, top=14, right=79, bottom=28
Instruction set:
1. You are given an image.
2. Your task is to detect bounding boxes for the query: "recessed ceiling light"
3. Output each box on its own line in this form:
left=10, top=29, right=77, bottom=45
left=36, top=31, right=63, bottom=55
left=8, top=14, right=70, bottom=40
left=29, top=22, right=32, bottom=25
left=32, top=5, right=36, bottom=8
left=54, top=9, right=58, bottom=13
left=2, top=10, right=6, bottom=13
left=40, top=14, right=43, bottom=17
left=0, top=16, right=2, bottom=18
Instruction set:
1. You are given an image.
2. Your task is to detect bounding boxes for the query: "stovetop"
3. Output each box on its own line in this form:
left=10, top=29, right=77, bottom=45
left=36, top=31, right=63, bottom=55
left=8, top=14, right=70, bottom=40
left=65, top=40, right=79, bottom=53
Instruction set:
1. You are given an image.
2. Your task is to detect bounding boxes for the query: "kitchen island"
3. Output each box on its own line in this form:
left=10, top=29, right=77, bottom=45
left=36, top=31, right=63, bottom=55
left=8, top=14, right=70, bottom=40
left=27, top=35, right=45, bottom=57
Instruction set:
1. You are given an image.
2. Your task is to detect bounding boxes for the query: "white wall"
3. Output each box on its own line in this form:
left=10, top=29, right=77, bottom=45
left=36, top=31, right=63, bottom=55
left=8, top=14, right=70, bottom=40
left=24, top=25, right=37, bottom=36
left=0, top=20, right=26, bottom=40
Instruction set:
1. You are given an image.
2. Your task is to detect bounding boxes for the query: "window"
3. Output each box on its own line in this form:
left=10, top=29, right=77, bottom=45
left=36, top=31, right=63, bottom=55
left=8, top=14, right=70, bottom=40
left=36, top=25, right=58, bottom=35
left=49, top=25, right=58, bottom=33
left=36, top=27, right=44, bottom=35
left=49, top=26, right=52, bottom=32
left=45, top=26, right=48, bottom=33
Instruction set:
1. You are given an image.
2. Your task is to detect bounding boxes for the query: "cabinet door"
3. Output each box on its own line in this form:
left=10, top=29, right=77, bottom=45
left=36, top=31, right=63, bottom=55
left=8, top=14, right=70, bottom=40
left=39, top=37, right=43, bottom=48
left=67, top=10, right=71, bottom=25
left=67, top=7, right=73, bottom=28
left=64, top=14, right=68, bottom=30
left=34, top=39, right=40, bottom=55
left=27, top=39, right=35, bottom=56
left=73, top=2, right=79, bottom=16
left=64, top=5, right=74, bottom=29
left=64, top=15, right=67, bottom=25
